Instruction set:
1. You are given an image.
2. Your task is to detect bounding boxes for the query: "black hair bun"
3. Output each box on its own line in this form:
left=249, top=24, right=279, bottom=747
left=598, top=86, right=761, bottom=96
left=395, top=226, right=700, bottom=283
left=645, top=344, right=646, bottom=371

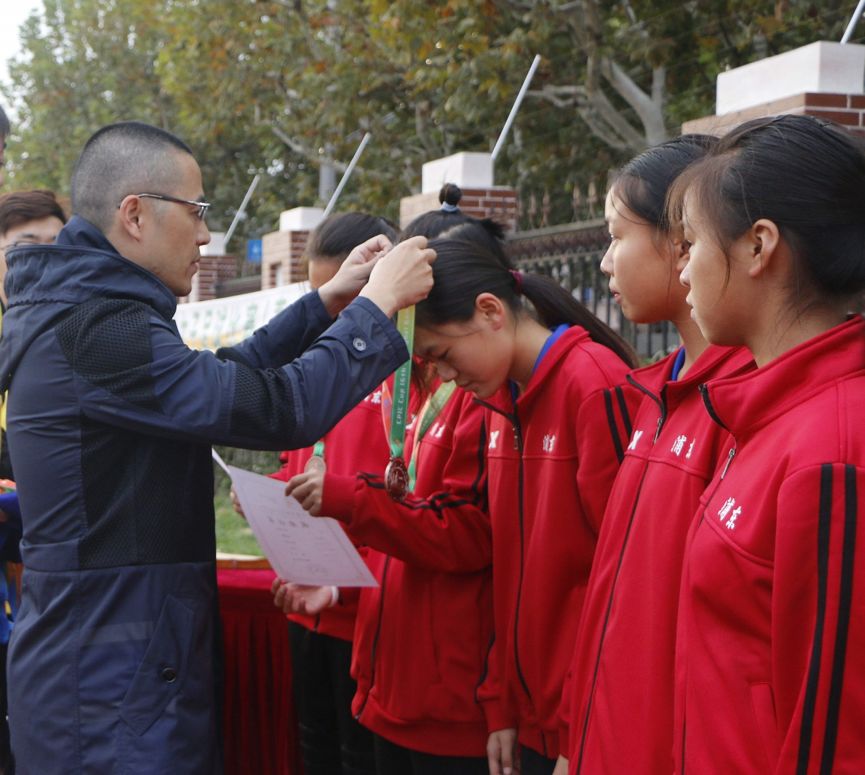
left=439, top=183, right=462, bottom=207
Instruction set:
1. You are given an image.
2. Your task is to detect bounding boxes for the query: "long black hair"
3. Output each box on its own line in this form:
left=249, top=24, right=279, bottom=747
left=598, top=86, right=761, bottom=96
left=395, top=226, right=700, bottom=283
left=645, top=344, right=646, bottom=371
left=307, top=211, right=397, bottom=263
left=668, top=115, right=865, bottom=303
left=418, top=222, right=637, bottom=367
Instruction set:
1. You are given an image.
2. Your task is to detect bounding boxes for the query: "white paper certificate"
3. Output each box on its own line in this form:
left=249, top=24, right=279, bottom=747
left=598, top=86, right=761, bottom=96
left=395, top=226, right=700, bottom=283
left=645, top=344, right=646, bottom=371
left=224, top=462, right=378, bottom=588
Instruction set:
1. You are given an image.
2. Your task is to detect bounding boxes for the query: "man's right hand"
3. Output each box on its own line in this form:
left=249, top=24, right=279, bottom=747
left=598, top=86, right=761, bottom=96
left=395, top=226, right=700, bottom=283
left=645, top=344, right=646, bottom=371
left=487, top=728, right=520, bottom=775
left=359, top=236, right=436, bottom=317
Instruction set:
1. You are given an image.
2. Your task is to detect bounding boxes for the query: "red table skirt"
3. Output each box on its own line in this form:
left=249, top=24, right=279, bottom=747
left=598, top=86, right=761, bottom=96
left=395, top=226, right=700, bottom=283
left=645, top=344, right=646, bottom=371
left=218, top=567, right=302, bottom=775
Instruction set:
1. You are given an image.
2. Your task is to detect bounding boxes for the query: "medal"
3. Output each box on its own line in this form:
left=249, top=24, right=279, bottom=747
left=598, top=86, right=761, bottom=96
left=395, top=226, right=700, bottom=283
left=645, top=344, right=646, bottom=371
left=384, top=456, right=409, bottom=501
left=304, top=440, right=326, bottom=473
left=304, top=455, right=326, bottom=473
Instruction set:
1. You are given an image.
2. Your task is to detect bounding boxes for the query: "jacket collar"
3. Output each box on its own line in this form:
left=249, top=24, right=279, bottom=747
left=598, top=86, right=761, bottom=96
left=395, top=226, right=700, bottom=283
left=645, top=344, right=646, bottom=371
left=6, top=215, right=178, bottom=321
left=481, top=325, right=592, bottom=415
left=701, top=316, right=865, bottom=438
left=628, top=344, right=754, bottom=414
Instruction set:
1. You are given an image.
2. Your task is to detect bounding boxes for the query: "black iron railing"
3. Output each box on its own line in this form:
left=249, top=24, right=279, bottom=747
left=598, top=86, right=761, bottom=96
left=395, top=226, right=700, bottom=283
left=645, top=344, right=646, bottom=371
left=507, top=220, right=677, bottom=363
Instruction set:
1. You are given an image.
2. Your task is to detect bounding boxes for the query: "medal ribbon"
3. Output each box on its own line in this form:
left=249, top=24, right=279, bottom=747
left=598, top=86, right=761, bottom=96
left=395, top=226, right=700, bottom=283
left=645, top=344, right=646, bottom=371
left=311, top=440, right=325, bottom=459
left=388, top=306, right=415, bottom=462
left=407, top=381, right=456, bottom=492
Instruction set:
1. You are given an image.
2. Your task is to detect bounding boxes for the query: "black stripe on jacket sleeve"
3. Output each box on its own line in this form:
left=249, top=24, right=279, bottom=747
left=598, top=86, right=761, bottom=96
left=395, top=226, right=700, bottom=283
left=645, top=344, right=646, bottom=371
left=819, top=465, right=857, bottom=774
left=603, top=389, right=625, bottom=464
left=797, top=464, right=833, bottom=775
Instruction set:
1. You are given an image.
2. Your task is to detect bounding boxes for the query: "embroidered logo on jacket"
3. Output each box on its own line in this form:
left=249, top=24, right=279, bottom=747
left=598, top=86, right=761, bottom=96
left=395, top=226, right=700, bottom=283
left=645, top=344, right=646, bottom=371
left=542, top=434, right=557, bottom=453
left=489, top=430, right=500, bottom=450
left=671, top=435, right=697, bottom=459
left=429, top=422, right=447, bottom=439
left=627, top=429, right=643, bottom=451
left=718, top=497, right=742, bottom=530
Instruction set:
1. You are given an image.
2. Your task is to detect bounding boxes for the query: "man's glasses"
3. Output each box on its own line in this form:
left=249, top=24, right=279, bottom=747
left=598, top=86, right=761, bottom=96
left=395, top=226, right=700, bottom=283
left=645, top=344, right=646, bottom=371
left=128, top=192, right=211, bottom=220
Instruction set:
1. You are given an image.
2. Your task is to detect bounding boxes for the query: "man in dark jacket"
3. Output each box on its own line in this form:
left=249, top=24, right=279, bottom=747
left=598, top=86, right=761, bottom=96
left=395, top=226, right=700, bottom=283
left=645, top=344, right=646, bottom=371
left=0, top=121, right=434, bottom=774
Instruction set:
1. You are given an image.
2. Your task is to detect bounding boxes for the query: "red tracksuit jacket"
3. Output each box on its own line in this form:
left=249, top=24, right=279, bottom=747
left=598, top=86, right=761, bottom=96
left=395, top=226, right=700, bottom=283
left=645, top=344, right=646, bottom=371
left=674, top=316, right=865, bottom=774
left=564, top=345, right=753, bottom=774
left=476, top=325, right=637, bottom=759
left=270, top=386, right=390, bottom=640
left=320, top=387, right=494, bottom=756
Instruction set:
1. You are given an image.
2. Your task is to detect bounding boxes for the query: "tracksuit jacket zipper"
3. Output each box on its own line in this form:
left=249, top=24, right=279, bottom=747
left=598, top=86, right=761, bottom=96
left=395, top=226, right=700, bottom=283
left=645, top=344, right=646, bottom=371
left=574, top=374, right=666, bottom=772
left=677, top=386, right=737, bottom=772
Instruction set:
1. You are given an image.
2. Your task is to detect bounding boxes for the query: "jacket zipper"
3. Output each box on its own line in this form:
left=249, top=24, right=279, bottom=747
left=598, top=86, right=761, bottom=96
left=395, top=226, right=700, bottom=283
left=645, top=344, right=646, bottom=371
left=575, top=380, right=667, bottom=773
left=679, top=384, right=736, bottom=772
left=354, top=555, right=391, bottom=721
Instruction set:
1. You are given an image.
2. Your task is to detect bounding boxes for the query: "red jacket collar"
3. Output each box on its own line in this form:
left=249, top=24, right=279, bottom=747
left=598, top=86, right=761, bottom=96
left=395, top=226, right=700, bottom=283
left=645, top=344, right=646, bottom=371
left=628, top=344, right=753, bottom=412
left=482, top=325, right=592, bottom=414
left=701, top=316, right=865, bottom=438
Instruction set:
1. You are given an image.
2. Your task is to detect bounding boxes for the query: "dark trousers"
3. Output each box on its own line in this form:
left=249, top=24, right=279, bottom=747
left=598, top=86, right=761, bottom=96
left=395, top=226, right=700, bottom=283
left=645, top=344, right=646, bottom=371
left=373, top=734, right=488, bottom=775
left=288, top=621, right=376, bottom=775
left=521, top=744, right=557, bottom=775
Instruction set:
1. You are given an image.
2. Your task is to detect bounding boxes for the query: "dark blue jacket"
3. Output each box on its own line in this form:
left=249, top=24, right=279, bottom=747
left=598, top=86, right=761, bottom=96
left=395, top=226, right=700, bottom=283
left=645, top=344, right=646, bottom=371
left=0, top=216, right=408, bottom=774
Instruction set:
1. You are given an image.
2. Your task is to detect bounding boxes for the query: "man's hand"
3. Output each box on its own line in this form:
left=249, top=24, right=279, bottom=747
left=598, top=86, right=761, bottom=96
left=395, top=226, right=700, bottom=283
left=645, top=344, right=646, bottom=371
left=271, top=579, right=334, bottom=615
left=359, top=236, right=436, bottom=317
left=318, top=234, right=392, bottom=317
left=487, top=728, right=520, bottom=775
left=286, top=470, right=324, bottom=516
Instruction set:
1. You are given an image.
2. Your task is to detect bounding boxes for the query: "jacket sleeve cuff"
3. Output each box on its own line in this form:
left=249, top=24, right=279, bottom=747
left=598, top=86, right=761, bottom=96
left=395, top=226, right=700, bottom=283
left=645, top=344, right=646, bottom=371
left=321, top=473, right=358, bottom=523
left=479, top=698, right=519, bottom=735
left=341, top=296, right=408, bottom=364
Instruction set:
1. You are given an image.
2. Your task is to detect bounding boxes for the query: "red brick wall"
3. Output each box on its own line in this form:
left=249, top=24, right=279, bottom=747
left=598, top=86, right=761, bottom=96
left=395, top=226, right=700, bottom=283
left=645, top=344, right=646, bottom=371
left=400, top=187, right=519, bottom=232
left=683, top=92, right=865, bottom=137
left=261, top=229, right=311, bottom=289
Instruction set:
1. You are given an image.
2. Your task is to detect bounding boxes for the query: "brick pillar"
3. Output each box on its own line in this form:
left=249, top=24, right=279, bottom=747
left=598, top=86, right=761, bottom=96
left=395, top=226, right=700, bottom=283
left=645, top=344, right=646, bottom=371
left=683, top=41, right=865, bottom=138
left=399, top=152, right=519, bottom=232
left=180, top=231, right=238, bottom=303
left=260, top=207, right=324, bottom=290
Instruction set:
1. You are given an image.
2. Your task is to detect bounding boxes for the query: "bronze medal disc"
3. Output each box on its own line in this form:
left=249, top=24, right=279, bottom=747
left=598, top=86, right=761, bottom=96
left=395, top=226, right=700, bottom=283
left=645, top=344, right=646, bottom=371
left=384, top=456, right=409, bottom=501
left=305, top=454, right=327, bottom=474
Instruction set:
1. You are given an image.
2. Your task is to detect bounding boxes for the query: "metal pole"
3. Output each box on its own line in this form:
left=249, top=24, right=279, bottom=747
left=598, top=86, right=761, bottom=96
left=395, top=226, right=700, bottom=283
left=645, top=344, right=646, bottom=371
left=322, top=132, right=372, bottom=218
left=224, top=173, right=261, bottom=248
left=841, top=0, right=865, bottom=43
left=491, top=54, right=542, bottom=163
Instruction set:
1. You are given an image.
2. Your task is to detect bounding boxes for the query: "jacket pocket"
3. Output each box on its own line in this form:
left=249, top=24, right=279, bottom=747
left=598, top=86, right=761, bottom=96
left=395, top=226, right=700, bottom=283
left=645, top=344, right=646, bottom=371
left=119, top=595, right=196, bottom=736
left=749, top=681, right=779, bottom=769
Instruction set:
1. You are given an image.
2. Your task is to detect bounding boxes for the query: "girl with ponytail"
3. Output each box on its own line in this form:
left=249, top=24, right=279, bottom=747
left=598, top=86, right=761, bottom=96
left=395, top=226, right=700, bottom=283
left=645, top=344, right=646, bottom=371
left=558, top=135, right=755, bottom=775
left=413, top=225, right=639, bottom=775
left=667, top=114, right=865, bottom=774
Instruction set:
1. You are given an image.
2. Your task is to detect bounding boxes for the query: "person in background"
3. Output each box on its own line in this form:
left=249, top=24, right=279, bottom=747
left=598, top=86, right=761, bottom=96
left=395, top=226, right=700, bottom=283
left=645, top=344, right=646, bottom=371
left=261, top=212, right=398, bottom=775
left=0, top=188, right=66, bottom=775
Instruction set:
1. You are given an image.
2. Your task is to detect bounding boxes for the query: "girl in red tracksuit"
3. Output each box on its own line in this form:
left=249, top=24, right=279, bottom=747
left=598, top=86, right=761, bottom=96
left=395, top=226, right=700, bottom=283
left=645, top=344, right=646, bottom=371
left=279, top=199, right=499, bottom=775
left=409, top=226, right=639, bottom=775
left=558, top=137, right=754, bottom=775
left=265, top=212, right=397, bottom=775
left=669, top=114, right=865, bottom=773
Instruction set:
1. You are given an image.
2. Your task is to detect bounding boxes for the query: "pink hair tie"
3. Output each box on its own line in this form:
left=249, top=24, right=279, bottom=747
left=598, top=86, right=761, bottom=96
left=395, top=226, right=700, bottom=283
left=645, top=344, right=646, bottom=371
left=509, top=269, right=524, bottom=295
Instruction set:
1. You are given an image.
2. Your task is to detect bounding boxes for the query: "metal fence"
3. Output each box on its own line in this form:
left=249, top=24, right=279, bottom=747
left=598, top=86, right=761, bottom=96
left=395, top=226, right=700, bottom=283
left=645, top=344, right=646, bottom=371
left=507, top=220, right=677, bottom=363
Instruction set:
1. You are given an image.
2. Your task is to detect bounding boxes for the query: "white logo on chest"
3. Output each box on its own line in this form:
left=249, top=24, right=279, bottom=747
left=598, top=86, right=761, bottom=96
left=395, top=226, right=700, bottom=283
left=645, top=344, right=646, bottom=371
left=627, top=430, right=643, bottom=451
left=542, top=434, right=557, bottom=453
left=717, top=497, right=742, bottom=530
left=489, top=430, right=500, bottom=450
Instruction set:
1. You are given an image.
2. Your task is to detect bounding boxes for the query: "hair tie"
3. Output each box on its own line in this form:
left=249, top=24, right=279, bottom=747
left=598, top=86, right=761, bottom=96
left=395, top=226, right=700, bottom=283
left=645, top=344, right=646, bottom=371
left=509, top=269, right=524, bottom=295
left=440, top=202, right=460, bottom=213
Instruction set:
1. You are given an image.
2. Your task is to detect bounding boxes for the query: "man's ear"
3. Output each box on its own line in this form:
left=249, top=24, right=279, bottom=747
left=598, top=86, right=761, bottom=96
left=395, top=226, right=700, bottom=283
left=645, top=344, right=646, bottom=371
left=115, top=194, right=145, bottom=242
left=746, top=218, right=780, bottom=278
left=475, top=292, right=507, bottom=331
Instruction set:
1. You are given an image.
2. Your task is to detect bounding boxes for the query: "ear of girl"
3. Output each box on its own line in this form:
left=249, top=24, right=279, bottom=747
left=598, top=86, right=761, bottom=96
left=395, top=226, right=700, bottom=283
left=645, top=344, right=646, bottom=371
left=562, top=134, right=757, bottom=775
left=666, top=114, right=865, bottom=774
left=417, top=221, right=641, bottom=768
